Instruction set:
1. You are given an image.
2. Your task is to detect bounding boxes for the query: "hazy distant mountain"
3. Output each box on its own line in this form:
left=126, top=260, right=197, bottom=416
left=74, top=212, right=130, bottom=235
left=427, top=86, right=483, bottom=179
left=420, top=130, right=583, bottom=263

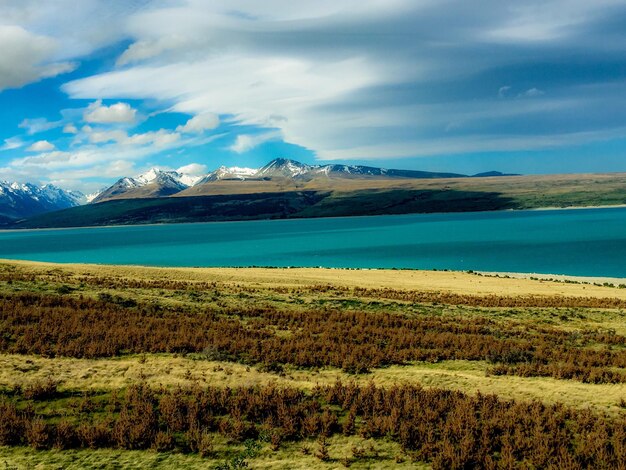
left=0, top=181, right=84, bottom=220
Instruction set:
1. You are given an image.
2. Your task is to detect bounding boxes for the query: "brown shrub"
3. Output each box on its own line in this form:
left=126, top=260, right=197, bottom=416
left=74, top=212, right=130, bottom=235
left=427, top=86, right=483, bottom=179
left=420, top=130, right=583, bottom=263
left=2, top=291, right=626, bottom=383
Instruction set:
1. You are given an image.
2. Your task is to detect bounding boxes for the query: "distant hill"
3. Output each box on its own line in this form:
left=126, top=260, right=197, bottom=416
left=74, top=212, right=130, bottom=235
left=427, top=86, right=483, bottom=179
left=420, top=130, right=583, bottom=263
left=15, top=188, right=515, bottom=229
left=472, top=171, right=520, bottom=177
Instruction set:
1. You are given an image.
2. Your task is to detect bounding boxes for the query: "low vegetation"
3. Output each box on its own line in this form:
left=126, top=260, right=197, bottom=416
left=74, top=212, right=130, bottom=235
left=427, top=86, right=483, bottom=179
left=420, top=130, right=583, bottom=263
left=2, top=291, right=626, bottom=383
left=2, top=381, right=626, bottom=469
left=0, top=261, right=625, bottom=468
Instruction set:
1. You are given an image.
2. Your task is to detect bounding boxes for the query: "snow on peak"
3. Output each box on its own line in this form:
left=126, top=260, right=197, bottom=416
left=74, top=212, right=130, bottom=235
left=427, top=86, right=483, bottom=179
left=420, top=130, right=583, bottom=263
left=0, top=180, right=85, bottom=219
left=135, top=167, right=209, bottom=187
left=136, top=167, right=167, bottom=185
left=178, top=174, right=202, bottom=187
left=86, top=188, right=106, bottom=203
left=197, top=165, right=259, bottom=184
left=256, top=158, right=311, bottom=178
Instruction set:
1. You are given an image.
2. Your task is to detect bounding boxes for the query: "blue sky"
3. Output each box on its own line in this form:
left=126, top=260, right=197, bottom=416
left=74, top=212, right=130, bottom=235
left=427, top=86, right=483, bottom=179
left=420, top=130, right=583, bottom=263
left=1, top=0, right=626, bottom=193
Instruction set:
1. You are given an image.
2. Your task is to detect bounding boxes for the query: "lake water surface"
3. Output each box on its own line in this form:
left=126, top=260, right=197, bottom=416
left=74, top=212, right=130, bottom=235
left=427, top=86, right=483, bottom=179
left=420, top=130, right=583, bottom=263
left=1, top=207, right=626, bottom=277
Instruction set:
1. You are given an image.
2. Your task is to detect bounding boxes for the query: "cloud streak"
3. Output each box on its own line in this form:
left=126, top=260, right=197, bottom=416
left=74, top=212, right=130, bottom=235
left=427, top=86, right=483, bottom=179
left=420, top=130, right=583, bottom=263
left=58, top=0, right=626, bottom=161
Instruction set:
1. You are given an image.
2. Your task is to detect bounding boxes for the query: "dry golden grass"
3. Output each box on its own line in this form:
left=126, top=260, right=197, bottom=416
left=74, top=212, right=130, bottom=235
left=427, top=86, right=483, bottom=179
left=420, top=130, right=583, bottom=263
left=3, top=258, right=626, bottom=300
left=175, top=172, right=626, bottom=201
left=2, top=354, right=624, bottom=414
left=0, top=436, right=420, bottom=470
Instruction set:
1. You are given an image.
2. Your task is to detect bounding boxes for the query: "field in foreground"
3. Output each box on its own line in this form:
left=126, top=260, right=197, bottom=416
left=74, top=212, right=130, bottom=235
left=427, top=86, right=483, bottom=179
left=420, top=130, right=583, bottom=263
left=1, top=260, right=626, bottom=469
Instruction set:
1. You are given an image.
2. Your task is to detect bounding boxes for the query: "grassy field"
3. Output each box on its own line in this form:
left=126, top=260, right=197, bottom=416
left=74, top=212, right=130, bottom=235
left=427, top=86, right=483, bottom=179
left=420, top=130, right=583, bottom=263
left=1, top=260, right=626, bottom=468
left=179, top=172, right=626, bottom=210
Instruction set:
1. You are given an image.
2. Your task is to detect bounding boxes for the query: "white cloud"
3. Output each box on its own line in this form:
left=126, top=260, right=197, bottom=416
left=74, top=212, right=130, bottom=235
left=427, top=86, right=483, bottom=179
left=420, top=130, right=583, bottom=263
left=521, top=87, right=545, bottom=97
left=0, top=137, right=24, bottom=151
left=88, top=129, right=128, bottom=144
left=86, top=128, right=180, bottom=147
left=230, top=130, right=282, bottom=154
left=0, top=25, right=75, bottom=91
left=498, top=86, right=511, bottom=98
left=27, top=140, right=55, bottom=152
left=176, top=113, right=220, bottom=134
left=116, top=35, right=187, bottom=66
left=16, top=150, right=71, bottom=167
left=177, top=163, right=207, bottom=176
left=58, top=0, right=626, bottom=162
left=63, top=123, right=78, bottom=134
left=126, top=130, right=180, bottom=147
left=19, top=118, right=62, bottom=135
left=83, top=100, right=137, bottom=124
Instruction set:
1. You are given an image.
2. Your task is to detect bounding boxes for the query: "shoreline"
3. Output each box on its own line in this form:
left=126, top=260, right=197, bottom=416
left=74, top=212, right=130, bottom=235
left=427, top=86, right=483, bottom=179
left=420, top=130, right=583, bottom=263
left=3, top=257, right=626, bottom=285
left=2, top=202, right=626, bottom=233
left=524, top=203, right=626, bottom=212
left=3, top=259, right=626, bottom=300
left=476, top=270, right=626, bottom=287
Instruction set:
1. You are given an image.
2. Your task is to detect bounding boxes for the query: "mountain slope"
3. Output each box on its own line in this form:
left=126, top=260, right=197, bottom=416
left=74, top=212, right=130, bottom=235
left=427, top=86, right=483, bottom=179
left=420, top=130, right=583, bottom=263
left=254, top=158, right=465, bottom=180
left=0, top=182, right=84, bottom=220
left=92, top=168, right=195, bottom=203
left=15, top=188, right=515, bottom=229
left=91, top=158, right=515, bottom=203
left=182, top=158, right=468, bottom=197
left=195, top=166, right=258, bottom=184
left=255, top=158, right=311, bottom=178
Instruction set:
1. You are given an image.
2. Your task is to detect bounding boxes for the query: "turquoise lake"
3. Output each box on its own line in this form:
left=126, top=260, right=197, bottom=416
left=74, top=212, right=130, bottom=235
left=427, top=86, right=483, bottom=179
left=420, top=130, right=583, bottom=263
left=1, top=207, right=626, bottom=277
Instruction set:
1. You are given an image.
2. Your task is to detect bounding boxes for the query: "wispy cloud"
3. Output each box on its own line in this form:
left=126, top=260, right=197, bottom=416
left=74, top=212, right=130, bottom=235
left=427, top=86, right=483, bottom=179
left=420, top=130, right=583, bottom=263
left=176, top=113, right=220, bottom=134
left=0, top=137, right=24, bottom=151
left=60, top=0, right=626, bottom=162
left=19, top=118, right=63, bottom=135
left=230, top=130, right=282, bottom=154
left=0, top=25, right=75, bottom=92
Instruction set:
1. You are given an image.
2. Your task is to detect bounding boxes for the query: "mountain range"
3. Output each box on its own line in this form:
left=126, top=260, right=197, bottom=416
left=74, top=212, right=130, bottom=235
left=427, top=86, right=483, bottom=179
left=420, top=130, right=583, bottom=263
left=0, top=158, right=519, bottom=224
left=89, top=158, right=514, bottom=203
left=0, top=182, right=84, bottom=221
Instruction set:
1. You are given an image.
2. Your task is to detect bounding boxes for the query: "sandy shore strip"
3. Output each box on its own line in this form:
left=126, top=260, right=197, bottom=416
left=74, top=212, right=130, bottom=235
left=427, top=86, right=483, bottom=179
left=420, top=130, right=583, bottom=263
left=479, top=271, right=626, bottom=286
left=3, top=258, right=626, bottom=300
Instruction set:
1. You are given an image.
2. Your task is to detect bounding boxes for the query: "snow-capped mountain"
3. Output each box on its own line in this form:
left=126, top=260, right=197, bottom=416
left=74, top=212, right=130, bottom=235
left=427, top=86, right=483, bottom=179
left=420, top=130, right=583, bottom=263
left=255, top=158, right=311, bottom=178
left=0, top=181, right=84, bottom=220
left=92, top=158, right=491, bottom=203
left=196, top=166, right=258, bottom=184
left=86, top=188, right=106, bottom=203
left=249, top=158, right=463, bottom=180
left=92, top=168, right=195, bottom=203
left=216, top=158, right=465, bottom=181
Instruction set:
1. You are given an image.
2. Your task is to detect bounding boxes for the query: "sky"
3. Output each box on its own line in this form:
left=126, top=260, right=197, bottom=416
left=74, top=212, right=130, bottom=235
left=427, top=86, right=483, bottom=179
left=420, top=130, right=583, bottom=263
left=1, top=0, right=626, bottom=193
